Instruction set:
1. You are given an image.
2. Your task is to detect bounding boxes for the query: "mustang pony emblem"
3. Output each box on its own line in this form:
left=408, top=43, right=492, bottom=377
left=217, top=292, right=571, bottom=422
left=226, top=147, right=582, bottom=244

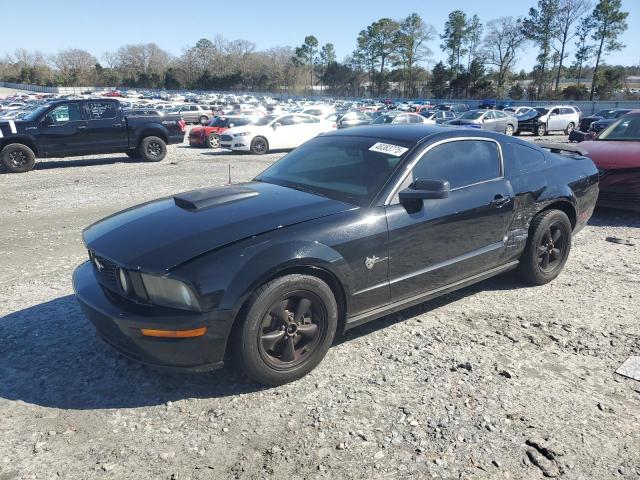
left=365, top=255, right=384, bottom=270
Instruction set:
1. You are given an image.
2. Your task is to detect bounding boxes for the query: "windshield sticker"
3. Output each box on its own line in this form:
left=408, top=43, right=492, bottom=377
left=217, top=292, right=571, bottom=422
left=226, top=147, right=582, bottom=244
left=369, top=142, right=408, bottom=157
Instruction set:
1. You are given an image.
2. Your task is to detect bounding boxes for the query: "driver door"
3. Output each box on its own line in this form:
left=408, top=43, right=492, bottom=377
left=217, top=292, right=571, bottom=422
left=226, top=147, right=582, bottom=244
left=547, top=108, right=563, bottom=131
left=269, top=115, right=300, bottom=149
left=385, top=138, right=515, bottom=302
left=38, top=102, right=88, bottom=156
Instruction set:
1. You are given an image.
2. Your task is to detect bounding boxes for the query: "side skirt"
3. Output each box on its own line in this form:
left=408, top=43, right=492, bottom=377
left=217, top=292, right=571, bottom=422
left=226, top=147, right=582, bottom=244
left=344, top=260, right=519, bottom=331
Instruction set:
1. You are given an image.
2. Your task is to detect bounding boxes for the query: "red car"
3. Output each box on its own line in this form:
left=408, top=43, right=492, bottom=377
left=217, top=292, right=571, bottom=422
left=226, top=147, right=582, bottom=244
left=188, top=116, right=255, bottom=148
left=576, top=111, right=640, bottom=211
left=102, top=91, right=123, bottom=97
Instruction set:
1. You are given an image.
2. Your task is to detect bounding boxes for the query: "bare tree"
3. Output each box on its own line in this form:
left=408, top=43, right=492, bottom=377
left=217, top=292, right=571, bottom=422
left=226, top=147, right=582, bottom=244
left=50, top=48, right=97, bottom=85
left=553, top=0, right=592, bottom=90
left=483, top=17, right=527, bottom=90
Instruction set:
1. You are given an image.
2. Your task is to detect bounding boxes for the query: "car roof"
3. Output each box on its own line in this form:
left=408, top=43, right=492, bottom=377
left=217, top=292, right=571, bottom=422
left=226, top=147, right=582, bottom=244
left=321, top=124, right=467, bottom=143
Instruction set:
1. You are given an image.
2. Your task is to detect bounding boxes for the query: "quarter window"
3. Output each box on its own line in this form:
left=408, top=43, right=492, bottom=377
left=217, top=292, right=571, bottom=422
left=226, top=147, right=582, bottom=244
left=512, top=143, right=547, bottom=174
left=411, top=140, right=501, bottom=189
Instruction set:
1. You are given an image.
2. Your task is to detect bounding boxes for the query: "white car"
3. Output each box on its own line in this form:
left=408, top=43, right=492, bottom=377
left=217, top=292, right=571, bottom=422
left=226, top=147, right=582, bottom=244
left=220, top=113, right=335, bottom=154
left=537, top=105, right=582, bottom=135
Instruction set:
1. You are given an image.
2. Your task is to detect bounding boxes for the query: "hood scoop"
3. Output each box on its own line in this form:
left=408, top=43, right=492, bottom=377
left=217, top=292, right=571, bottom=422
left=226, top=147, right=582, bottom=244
left=174, top=186, right=259, bottom=211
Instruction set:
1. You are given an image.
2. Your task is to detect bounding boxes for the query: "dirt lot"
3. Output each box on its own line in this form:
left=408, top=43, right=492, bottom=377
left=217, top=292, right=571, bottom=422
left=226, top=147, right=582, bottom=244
left=1, top=131, right=639, bottom=480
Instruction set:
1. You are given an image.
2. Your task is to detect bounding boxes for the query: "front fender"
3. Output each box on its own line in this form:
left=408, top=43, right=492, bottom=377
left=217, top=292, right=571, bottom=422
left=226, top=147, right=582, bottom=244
left=176, top=238, right=352, bottom=315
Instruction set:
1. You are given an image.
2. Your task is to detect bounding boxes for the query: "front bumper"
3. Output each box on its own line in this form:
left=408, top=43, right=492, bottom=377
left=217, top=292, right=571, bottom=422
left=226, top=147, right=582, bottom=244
left=73, top=262, right=233, bottom=372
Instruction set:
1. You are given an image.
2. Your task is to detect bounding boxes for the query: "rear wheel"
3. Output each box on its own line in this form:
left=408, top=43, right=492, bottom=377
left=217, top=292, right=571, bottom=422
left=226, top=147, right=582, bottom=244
left=505, top=124, right=514, bottom=136
left=234, top=274, right=338, bottom=386
left=199, top=115, right=209, bottom=124
left=250, top=136, right=269, bottom=155
left=564, top=122, right=575, bottom=135
left=1, top=143, right=36, bottom=173
left=518, top=210, right=572, bottom=285
left=140, top=136, right=167, bottom=162
left=206, top=133, right=220, bottom=149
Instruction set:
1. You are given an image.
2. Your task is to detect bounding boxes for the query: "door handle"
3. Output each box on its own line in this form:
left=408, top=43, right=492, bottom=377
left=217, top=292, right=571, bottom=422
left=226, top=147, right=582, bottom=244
left=113, top=123, right=121, bottom=127
left=490, top=195, right=511, bottom=208
left=77, top=126, right=87, bottom=130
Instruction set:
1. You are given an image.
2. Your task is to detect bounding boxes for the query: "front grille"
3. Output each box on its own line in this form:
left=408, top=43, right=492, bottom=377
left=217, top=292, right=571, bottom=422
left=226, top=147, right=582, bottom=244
left=89, top=251, right=119, bottom=291
left=220, top=134, right=233, bottom=141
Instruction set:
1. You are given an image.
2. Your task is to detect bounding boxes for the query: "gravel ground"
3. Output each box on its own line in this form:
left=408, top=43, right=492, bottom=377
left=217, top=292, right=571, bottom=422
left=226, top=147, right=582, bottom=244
left=1, top=130, right=639, bottom=480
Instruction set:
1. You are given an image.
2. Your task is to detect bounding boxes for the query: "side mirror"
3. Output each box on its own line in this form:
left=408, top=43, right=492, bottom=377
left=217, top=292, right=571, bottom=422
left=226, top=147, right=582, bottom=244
left=273, top=122, right=282, bottom=129
left=399, top=179, right=450, bottom=209
left=42, top=115, right=54, bottom=126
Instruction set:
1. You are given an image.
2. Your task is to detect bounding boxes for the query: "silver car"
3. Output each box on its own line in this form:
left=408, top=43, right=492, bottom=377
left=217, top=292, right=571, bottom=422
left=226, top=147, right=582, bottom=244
left=173, top=104, right=213, bottom=124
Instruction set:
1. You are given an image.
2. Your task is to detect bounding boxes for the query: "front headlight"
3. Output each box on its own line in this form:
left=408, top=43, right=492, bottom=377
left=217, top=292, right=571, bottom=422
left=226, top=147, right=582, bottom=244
left=141, top=273, right=200, bottom=311
left=233, top=132, right=251, bottom=137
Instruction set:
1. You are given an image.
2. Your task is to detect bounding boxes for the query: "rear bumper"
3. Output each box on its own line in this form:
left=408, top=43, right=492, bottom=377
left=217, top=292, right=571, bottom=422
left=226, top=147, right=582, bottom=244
left=73, top=262, right=233, bottom=372
left=168, top=133, right=186, bottom=145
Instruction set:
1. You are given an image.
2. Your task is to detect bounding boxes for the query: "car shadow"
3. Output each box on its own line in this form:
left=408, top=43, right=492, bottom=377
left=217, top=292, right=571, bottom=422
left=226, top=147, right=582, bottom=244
left=0, top=155, right=138, bottom=173
left=0, top=295, right=262, bottom=409
left=337, top=271, right=523, bottom=345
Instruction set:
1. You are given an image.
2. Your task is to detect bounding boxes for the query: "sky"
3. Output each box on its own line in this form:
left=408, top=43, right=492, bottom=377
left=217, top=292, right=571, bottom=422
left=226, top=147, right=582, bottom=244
left=2, top=0, right=639, bottom=71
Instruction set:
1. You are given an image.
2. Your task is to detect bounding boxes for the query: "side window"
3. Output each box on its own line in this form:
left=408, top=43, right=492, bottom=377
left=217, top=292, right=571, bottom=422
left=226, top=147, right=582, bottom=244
left=300, top=115, right=319, bottom=123
left=279, top=115, right=296, bottom=126
left=86, top=101, right=117, bottom=120
left=46, top=103, right=82, bottom=124
left=394, top=115, right=409, bottom=124
left=512, top=143, right=547, bottom=175
left=412, top=140, right=501, bottom=189
left=407, top=115, right=423, bottom=124
left=551, top=108, right=560, bottom=116
left=495, top=111, right=506, bottom=118
left=485, top=111, right=495, bottom=120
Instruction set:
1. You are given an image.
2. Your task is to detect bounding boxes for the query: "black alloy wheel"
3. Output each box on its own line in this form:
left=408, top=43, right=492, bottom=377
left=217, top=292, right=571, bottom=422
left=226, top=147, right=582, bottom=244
left=537, top=223, right=567, bottom=273
left=234, top=274, right=338, bottom=386
left=250, top=137, right=268, bottom=155
left=146, top=141, right=162, bottom=158
left=518, top=209, right=572, bottom=285
left=258, top=293, right=326, bottom=368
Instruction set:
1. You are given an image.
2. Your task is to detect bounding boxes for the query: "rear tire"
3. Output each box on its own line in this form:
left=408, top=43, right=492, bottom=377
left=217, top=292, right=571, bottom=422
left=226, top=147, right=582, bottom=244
left=206, top=133, right=220, bottom=149
left=564, top=122, right=575, bottom=135
left=518, top=210, right=572, bottom=285
left=250, top=136, right=269, bottom=155
left=1, top=143, right=36, bottom=173
left=234, top=274, right=338, bottom=386
left=140, top=136, right=167, bottom=162
left=505, top=124, right=514, bottom=136
left=199, top=115, right=209, bottom=124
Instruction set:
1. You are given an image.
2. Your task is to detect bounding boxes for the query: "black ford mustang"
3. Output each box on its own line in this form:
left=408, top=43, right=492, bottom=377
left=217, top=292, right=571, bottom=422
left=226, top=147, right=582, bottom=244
left=73, top=126, right=599, bottom=385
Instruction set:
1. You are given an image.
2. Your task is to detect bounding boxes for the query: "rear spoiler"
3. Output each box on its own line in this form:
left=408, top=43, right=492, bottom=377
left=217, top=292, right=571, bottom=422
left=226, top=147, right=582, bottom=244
left=538, top=143, right=586, bottom=158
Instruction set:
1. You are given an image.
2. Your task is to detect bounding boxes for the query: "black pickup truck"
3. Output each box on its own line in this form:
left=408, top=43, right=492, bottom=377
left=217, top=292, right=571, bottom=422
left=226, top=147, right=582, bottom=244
left=0, top=99, right=185, bottom=172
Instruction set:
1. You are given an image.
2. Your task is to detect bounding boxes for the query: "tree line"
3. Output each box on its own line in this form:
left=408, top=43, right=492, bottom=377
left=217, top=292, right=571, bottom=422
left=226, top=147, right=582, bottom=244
left=0, top=0, right=633, bottom=100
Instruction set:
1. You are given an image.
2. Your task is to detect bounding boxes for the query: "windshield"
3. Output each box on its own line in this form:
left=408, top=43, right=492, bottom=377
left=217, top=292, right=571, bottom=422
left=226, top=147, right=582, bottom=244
left=460, top=111, right=484, bottom=120
left=597, top=115, right=640, bottom=141
left=251, top=115, right=278, bottom=126
left=257, top=136, right=412, bottom=206
left=21, top=105, right=50, bottom=121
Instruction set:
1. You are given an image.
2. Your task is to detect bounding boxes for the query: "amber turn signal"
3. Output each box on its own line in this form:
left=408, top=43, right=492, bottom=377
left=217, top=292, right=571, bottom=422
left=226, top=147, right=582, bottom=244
left=140, top=327, right=207, bottom=338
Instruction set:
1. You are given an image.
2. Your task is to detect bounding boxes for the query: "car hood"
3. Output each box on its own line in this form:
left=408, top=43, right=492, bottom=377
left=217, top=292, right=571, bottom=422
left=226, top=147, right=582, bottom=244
left=576, top=140, right=640, bottom=169
left=223, top=125, right=267, bottom=136
left=83, top=181, right=354, bottom=272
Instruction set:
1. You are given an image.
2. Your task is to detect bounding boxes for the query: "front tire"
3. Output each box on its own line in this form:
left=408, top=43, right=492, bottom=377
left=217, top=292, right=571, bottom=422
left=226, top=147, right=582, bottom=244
left=250, top=136, right=269, bottom=155
left=518, top=210, right=572, bottom=285
left=1, top=143, right=36, bottom=173
left=140, top=136, right=167, bottom=162
left=505, top=124, right=514, bottom=136
left=537, top=123, right=547, bottom=136
left=234, top=274, right=338, bottom=386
